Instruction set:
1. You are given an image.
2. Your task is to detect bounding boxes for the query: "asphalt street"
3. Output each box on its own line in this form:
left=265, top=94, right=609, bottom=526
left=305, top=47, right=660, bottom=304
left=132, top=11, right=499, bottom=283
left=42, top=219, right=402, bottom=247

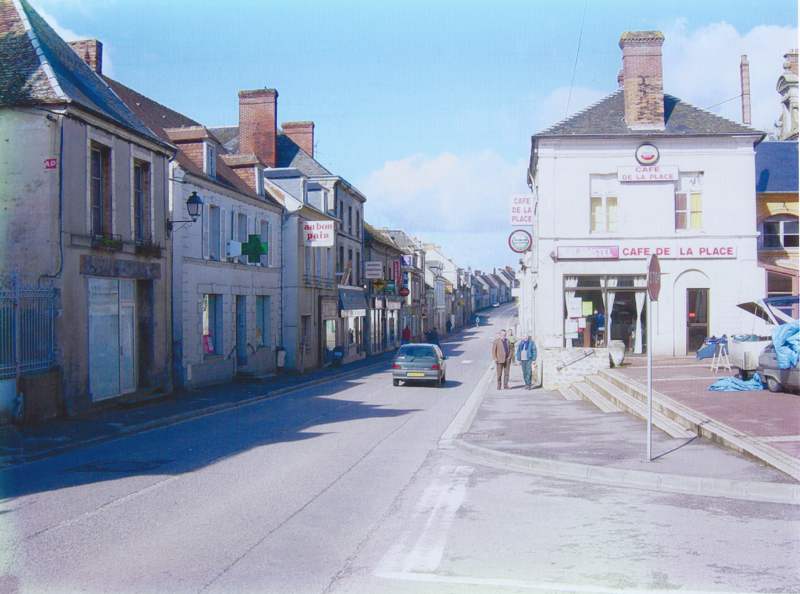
left=1, top=304, right=798, bottom=594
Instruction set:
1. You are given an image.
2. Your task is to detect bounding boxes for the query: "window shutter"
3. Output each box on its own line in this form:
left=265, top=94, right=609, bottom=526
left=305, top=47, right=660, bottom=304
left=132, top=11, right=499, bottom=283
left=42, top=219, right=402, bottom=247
left=201, top=204, right=209, bottom=259
left=220, top=207, right=227, bottom=260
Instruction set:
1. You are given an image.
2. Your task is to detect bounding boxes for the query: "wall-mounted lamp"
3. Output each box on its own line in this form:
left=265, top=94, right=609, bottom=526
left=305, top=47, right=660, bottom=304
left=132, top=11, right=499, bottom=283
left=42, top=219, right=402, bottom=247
left=167, top=191, right=203, bottom=233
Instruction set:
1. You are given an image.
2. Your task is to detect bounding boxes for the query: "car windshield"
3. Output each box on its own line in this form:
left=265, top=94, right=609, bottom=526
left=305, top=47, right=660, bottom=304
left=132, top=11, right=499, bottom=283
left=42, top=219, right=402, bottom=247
left=397, top=346, right=437, bottom=358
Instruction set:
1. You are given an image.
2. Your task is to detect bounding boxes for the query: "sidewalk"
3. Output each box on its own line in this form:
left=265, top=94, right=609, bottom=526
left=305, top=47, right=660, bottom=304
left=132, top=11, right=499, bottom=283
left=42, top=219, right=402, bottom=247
left=0, top=352, right=395, bottom=468
left=455, top=361, right=799, bottom=505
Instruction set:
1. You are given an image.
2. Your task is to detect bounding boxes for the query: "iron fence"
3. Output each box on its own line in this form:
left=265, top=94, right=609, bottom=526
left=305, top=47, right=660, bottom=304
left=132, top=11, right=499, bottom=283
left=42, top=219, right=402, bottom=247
left=0, top=285, right=56, bottom=380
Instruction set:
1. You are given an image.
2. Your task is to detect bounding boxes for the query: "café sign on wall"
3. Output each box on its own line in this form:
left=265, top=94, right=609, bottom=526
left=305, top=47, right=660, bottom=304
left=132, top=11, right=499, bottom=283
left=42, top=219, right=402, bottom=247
left=557, top=244, right=737, bottom=260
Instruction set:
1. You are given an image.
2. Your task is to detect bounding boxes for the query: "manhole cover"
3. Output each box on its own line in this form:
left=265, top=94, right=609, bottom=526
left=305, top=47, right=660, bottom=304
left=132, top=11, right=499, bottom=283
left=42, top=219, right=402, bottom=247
left=68, top=459, right=171, bottom=473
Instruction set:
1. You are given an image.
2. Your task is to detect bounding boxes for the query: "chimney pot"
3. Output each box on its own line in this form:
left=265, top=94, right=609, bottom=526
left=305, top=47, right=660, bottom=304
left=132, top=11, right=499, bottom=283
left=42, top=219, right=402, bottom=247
left=68, top=39, right=103, bottom=75
left=618, top=31, right=665, bottom=130
left=282, top=121, right=315, bottom=157
left=740, top=55, right=752, bottom=126
left=238, top=88, right=278, bottom=168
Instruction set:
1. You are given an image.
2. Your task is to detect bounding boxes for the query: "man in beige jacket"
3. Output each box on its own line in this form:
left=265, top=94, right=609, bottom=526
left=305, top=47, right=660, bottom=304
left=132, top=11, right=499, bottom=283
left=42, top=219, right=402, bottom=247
left=491, top=330, right=513, bottom=390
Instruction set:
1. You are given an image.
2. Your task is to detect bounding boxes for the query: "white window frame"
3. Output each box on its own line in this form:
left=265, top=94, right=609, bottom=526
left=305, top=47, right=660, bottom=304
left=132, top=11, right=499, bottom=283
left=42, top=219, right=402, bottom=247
left=204, top=141, right=217, bottom=179
left=675, top=172, right=703, bottom=232
left=589, top=175, right=618, bottom=234
left=760, top=215, right=799, bottom=250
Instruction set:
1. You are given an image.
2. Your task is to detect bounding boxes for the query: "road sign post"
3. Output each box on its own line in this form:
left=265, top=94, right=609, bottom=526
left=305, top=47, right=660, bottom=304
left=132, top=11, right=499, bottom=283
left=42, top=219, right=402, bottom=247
left=646, top=254, right=661, bottom=462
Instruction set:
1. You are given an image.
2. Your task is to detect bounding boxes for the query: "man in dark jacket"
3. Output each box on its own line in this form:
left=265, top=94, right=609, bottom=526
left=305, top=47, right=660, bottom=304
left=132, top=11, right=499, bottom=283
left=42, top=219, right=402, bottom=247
left=515, top=335, right=538, bottom=390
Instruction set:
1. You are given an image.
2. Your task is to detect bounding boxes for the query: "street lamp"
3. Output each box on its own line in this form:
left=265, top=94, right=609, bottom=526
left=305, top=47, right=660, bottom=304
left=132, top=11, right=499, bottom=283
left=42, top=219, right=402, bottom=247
left=167, top=191, right=203, bottom=233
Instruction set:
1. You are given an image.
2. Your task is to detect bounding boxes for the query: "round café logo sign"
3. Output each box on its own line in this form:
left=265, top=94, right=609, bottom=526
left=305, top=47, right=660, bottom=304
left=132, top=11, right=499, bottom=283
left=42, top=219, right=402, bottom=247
left=635, top=143, right=659, bottom=165
left=508, top=229, right=532, bottom=253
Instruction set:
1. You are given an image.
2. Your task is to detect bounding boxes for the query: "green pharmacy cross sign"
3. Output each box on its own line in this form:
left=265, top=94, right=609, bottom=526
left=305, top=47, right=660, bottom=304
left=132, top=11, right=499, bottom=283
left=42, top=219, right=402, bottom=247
left=242, top=234, right=267, bottom=263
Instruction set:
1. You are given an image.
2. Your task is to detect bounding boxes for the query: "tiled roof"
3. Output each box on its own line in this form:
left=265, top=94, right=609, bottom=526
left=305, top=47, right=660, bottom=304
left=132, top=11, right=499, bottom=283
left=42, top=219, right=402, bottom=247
left=755, top=141, right=799, bottom=193
left=536, top=89, right=762, bottom=138
left=381, top=229, right=419, bottom=253
left=364, top=222, right=399, bottom=251
left=208, top=125, right=332, bottom=177
left=0, top=0, right=165, bottom=146
left=105, top=77, right=281, bottom=207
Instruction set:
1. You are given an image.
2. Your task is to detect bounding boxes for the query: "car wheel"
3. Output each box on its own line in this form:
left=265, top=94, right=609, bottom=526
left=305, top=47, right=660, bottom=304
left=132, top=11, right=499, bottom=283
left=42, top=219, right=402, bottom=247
left=393, top=379, right=400, bottom=387
left=766, top=376, right=783, bottom=393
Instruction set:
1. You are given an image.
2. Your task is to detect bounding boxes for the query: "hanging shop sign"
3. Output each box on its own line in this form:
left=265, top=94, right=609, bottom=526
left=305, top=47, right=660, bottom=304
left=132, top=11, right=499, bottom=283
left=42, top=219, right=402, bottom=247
left=510, top=194, right=534, bottom=226
left=303, top=221, right=335, bottom=247
left=635, top=143, right=659, bottom=165
left=392, top=259, right=401, bottom=281
left=399, top=287, right=410, bottom=297
left=365, top=261, right=384, bottom=280
left=386, top=281, right=396, bottom=292
left=508, top=229, right=533, bottom=253
left=618, top=165, right=678, bottom=182
left=372, top=279, right=386, bottom=291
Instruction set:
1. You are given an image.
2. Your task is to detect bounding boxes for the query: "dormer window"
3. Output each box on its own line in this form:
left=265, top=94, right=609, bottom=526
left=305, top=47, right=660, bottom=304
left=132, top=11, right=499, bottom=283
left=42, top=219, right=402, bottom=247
left=204, top=142, right=217, bottom=179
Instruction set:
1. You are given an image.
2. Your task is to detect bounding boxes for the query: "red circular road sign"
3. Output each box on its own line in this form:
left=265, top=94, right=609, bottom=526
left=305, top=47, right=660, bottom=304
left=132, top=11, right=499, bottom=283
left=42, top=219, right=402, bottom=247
left=508, top=229, right=532, bottom=253
left=647, top=255, right=661, bottom=301
left=399, top=287, right=410, bottom=297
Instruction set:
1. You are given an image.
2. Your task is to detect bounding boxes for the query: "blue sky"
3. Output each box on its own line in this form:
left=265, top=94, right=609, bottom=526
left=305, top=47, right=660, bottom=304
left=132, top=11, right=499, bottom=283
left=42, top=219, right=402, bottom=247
left=33, top=0, right=798, bottom=271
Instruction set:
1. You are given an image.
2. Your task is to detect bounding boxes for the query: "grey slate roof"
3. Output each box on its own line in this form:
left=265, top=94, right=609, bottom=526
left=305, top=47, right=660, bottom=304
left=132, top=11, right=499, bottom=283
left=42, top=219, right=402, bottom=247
left=756, top=141, right=799, bottom=193
left=208, top=125, right=332, bottom=177
left=536, top=89, right=762, bottom=138
left=0, top=0, right=165, bottom=147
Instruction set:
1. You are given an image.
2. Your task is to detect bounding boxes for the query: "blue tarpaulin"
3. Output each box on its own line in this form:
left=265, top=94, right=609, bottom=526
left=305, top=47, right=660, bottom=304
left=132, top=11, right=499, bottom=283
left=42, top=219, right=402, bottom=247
left=708, top=373, right=765, bottom=392
left=772, top=321, right=800, bottom=370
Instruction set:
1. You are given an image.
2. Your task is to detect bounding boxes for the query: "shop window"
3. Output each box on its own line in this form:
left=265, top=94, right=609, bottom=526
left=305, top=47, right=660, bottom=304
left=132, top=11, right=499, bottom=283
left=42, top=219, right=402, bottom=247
left=133, top=160, right=151, bottom=242
left=675, top=173, right=703, bottom=231
left=90, top=143, right=112, bottom=237
left=761, top=216, right=799, bottom=249
left=256, top=295, right=271, bottom=347
left=202, top=294, right=223, bottom=356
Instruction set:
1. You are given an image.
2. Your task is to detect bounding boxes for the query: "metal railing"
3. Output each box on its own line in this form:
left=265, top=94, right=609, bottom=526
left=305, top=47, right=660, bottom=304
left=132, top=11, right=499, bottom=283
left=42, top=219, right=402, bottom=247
left=0, top=283, right=57, bottom=380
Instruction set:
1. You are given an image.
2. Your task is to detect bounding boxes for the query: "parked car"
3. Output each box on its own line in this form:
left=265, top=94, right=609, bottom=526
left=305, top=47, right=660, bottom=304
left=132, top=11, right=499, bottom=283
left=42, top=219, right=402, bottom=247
left=391, top=343, right=447, bottom=387
left=759, top=344, right=800, bottom=393
left=731, top=296, right=798, bottom=378
left=492, top=302, right=500, bottom=308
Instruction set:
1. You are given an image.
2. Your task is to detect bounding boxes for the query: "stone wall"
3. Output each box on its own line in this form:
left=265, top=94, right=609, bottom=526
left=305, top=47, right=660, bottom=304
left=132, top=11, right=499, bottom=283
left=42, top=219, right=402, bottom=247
left=540, top=347, right=611, bottom=390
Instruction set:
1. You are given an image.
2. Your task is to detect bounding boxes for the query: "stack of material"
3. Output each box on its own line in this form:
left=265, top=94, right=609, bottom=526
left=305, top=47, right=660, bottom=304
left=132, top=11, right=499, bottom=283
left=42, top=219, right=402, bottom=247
left=773, top=320, right=800, bottom=370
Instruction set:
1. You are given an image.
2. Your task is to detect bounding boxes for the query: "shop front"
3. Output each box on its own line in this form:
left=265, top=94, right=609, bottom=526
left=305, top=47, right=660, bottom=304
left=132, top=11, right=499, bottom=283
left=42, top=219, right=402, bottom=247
left=339, top=288, right=367, bottom=363
left=386, top=298, right=402, bottom=349
left=320, top=296, right=339, bottom=365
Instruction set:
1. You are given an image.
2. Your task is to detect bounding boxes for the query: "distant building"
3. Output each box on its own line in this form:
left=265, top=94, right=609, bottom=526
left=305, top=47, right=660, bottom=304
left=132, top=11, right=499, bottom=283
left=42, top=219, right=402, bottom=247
left=775, top=50, right=798, bottom=141
left=363, top=224, right=404, bottom=354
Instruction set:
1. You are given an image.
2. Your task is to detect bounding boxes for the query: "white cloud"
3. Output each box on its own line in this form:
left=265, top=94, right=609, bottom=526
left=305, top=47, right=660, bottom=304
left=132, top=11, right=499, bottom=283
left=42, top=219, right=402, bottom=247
left=663, top=20, right=796, bottom=133
left=32, top=2, right=114, bottom=76
left=358, top=151, right=528, bottom=270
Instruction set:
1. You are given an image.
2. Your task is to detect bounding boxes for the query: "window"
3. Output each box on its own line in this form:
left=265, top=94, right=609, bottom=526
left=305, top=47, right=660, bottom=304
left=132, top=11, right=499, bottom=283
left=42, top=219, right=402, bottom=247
left=675, top=173, right=703, bottom=230
left=202, top=294, right=223, bottom=355
left=260, top=220, right=270, bottom=266
left=762, top=217, right=799, bottom=249
left=338, top=246, right=344, bottom=276
left=356, top=210, right=360, bottom=237
left=205, top=143, right=216, bottom=179
left=133, top=160, right=151, bottom=242
left=209, top=206, right=221, bottom=260
left=348, top=206, right=353, bottom=235
left=305, top=246, right=312, bottom=276
left=589, top=175, right=618, bottom=233
left=767, top=271, right=794, bottom=298
left=326, top=248, right=333, bottom=279
left=90, top=143, right=111, bottom=237
left=355, top=251, right=361, bottom=286
left=256, top=296, right=271, bottom=347
left=238, top=213, right=248, bottom=264
left=348, top=248, right=353, bottom=285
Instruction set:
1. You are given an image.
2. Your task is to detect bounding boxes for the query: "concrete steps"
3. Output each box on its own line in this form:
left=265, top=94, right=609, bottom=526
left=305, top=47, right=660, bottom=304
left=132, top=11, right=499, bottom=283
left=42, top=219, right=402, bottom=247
left=558, top=386, right=583, bottom=401
left=599, top=369, right=800, bottom=481
left=585, top=375, right=695, bottom=439
left=571, top=381, right=620, bottom=413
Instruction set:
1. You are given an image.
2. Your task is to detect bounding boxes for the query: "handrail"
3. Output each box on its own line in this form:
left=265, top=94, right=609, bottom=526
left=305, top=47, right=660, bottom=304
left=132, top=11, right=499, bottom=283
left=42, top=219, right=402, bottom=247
left=556, top=349, right=595, bottom=371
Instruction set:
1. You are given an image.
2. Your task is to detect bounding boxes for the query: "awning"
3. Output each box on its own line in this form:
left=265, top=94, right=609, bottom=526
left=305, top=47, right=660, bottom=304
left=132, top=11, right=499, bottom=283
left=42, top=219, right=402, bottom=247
left=339, top=288, right=368, bottom=317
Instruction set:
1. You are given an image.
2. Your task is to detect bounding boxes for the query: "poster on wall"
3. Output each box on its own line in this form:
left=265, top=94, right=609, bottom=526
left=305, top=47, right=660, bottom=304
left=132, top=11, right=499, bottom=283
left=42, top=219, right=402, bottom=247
left=303, top=221, right=335, bottom=247
left=566, top=297, right=582, bottom=318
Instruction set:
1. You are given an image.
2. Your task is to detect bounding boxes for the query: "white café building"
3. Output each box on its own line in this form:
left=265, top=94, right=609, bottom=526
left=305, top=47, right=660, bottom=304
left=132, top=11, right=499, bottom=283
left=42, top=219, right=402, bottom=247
left=528, top=31, right=767, bottom=357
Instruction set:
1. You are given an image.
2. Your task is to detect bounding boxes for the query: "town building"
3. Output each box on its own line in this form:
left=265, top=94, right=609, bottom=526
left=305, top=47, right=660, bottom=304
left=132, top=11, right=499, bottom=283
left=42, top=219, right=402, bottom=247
left=0, top=1, right=175, bottom=417
left=382, top=230, right=427, bottom=341
left=363, top=224, right=404, bottom=354
left=104, top=81, right=285, bottom=388
left=527, top=31, right=766, bottom=358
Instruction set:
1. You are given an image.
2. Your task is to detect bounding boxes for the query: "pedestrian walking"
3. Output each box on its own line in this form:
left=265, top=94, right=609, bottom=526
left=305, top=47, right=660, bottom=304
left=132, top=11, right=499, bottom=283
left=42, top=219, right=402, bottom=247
left=507, top=330, right=517, bottom=366
left=491, top=330, right=513, bottom=390
left=401, top=325, right=411, bottom=344
left=446, top=319, right=453, bottom=334
left=515, top=334, right=538, bottom=390
left=474, top=315, right=480, bottom=328
left=429, top=327, right=440, bottom=346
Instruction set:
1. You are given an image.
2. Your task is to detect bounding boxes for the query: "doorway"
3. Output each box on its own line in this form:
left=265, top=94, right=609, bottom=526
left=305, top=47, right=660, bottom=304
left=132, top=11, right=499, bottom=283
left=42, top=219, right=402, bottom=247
left=88, top=278, right=136, bottom=401
left=236, top=295, right=247, bottom=366
left=686, top=288, right=709, bottom=353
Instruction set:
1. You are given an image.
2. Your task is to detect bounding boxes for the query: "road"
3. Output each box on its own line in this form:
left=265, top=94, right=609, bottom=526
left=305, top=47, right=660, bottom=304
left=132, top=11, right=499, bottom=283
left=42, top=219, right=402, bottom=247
left=1, top=304, right=798, bottom=594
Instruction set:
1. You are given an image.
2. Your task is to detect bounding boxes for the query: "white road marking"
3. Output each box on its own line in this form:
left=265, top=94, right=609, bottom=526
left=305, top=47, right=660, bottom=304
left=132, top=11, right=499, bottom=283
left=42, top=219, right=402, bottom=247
left=377, top=465, right=473, bottom=575
left=461, top=360, right=472, bottom=364
left=373, top=570, right=764, bottom=594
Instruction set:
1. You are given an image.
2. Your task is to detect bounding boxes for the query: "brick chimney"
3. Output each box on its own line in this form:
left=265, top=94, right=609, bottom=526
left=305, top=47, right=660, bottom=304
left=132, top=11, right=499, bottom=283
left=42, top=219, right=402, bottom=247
left=239, top=89, right=278, bottom=168
left=619, top=31, right=665, bottom=130
left=68, top=39, right=103, bottom=75
left=740, top=55, right=752, bottom=126
left=282, top=121, right=315, bottom=157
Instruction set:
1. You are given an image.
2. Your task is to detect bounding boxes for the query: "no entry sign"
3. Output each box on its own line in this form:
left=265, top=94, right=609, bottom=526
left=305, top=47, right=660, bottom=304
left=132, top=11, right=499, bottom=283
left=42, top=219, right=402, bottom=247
left=647, top=254, right=661, bottom=301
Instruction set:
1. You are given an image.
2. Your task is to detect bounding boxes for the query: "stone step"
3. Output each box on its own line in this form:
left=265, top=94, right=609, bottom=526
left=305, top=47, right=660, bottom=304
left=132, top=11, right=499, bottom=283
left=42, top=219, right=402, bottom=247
left=586, top=375, right=695, bottom=439
left=572, top=381, right=620, bottom=413
left=558, top=386, right=582, bottom=401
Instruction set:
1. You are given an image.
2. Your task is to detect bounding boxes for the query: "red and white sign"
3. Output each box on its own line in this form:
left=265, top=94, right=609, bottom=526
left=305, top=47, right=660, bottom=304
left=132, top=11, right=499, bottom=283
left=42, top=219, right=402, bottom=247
left=392, top=259, right=401, bottom=282
left=557, top=245, right=620, bottom=260
left=511, top=194, right=534, bottom=226
left=635, top=143, right=659, bottom=165
left=647, top=254, right=661, bottom=301
left=44, top=158, right=57, bottom=170
left=303, top=220, right=335, bottom=247
left=618, top=165, right=678, bottom=182
left=508, top=229, right=533, bottom=253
